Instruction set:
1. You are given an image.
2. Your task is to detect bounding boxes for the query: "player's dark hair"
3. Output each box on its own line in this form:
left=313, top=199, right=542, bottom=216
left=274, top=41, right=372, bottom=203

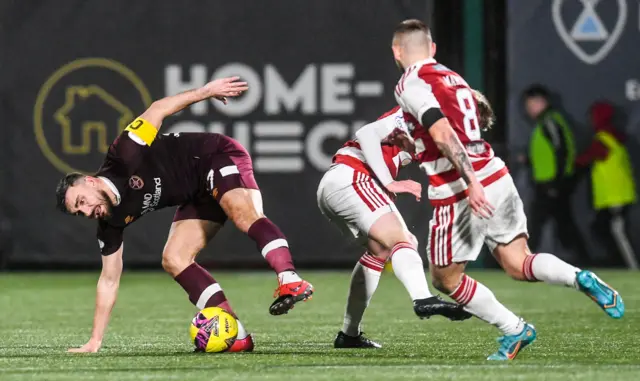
left=55, top=172, right=85, bottom=214
left=472, top=89, right=495, bottom=131
left=522, top=84, right=550, bottom=101
left=394, top=19, right=432, bottom=38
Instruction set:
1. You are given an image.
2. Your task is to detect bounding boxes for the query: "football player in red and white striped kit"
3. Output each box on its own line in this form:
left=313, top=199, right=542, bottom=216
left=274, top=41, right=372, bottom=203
left=317, top=107, right=471, bottom=349
left=366, top=19, right=623, bottom=360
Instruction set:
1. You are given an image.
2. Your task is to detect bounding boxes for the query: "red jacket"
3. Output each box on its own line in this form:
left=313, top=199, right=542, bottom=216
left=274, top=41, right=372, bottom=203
left=576, top=102, right=626, bottom=167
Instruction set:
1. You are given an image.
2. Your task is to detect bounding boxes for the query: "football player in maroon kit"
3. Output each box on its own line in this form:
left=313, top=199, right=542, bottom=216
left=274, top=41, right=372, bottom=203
left=55, top=76, right=313, bottom=353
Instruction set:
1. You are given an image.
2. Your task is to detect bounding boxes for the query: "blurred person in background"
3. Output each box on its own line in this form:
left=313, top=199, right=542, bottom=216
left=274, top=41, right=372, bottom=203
left=521, top=84, right=587, bottom=260
left=576, top=101, right=638, bottom=269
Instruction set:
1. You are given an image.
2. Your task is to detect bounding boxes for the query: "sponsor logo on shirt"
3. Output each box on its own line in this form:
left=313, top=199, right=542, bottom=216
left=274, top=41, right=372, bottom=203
left=141, top=178, right=162, bottom=215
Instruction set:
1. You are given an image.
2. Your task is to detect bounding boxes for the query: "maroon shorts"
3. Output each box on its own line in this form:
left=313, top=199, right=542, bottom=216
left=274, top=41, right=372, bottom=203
left=173, top=143, right=259, bottom=224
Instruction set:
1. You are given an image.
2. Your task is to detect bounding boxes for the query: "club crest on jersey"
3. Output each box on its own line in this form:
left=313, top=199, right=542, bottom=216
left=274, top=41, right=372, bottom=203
left=129, top=175, right=144, bottom=190
left=124, top=215, right=135, bottom=224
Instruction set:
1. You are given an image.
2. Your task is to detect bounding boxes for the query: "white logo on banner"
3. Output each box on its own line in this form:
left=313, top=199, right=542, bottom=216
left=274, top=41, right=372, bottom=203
left=162, top=63, right=383, bottom=173
left=552, top=0, right=627, bottom=65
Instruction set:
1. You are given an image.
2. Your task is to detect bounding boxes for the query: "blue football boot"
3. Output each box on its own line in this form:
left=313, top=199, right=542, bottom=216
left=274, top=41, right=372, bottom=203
left=487, top=322, right=537, bottom=361
left=576, top=270, right=624, bottom=319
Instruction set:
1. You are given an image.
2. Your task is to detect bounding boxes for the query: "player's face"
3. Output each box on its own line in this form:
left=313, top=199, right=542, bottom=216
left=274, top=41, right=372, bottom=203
left=65, top=179, right=114, bottom=220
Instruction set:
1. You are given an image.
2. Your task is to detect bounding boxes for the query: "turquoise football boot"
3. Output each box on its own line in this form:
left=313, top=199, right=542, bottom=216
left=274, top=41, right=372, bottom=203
left=576, top=270, right=624, bottom=319
left=487, top=322, right=537, bottom=361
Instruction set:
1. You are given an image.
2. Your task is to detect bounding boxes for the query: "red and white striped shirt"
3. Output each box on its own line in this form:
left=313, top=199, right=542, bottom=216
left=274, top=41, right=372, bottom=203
left=394, top=59, right=507, bottom=206
left=332, top=107, right=413, bottom=181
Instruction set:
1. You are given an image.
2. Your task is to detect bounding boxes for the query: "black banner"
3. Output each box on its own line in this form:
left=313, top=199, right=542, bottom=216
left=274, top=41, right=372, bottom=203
left=1, top=0, right=436, bottom=267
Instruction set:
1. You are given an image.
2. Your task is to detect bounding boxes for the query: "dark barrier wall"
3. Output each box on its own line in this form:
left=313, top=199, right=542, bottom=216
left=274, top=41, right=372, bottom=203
left=1, top=0, right=436, bottom=267
left=508, top=0, right=640, bottom=264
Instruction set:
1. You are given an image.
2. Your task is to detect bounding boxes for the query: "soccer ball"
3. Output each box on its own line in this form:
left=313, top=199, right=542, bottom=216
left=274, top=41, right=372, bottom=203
left=189, top=307, right=238, bottom=353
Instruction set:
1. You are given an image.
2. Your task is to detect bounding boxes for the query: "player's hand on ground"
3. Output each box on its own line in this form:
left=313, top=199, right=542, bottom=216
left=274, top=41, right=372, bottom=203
left=68, top=340, right=101, bottom=353
left=467, top=181, right=494, bottom=219
left=202, top=76, right=249, bottom=104
left=385, top=180, right=422, bottom=201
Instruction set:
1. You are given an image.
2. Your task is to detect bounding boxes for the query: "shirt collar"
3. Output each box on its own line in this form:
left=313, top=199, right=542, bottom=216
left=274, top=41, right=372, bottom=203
left=98, top=176, right=121, bottom=206
left=406, top=58, right=436, bottom=71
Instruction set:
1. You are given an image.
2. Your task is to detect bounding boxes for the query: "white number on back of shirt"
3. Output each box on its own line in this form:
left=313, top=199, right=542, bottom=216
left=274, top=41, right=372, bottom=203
left=455, top=88, right=481, bottom=141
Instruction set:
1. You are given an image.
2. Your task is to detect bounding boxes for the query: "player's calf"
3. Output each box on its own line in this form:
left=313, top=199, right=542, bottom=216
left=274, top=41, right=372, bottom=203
left=368, top=214, right=469, bottom=320
left=174, top=263, right=251, bottom=343
left=493, top=237, right=579, bottom=287
left=220, top=189, right=313, bottom=315
left=341, top=252, right=385, bottom=337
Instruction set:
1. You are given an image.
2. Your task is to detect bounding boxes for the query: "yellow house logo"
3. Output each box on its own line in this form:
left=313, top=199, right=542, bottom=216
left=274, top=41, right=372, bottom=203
left=34, top=58, right=152, bottom=174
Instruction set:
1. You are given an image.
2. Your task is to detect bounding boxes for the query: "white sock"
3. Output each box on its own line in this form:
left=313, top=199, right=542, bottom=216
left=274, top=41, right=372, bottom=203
left=450, top=274, right=524, bottom=336
left=236, top=320, right=249, bottom=340
left=278, top=270, right=301, bottom=284
left=390, top=242, right=432, bottom=300
left=342, top=253, right=383, bottom=337
left=523, top=253, right=580, bottom=288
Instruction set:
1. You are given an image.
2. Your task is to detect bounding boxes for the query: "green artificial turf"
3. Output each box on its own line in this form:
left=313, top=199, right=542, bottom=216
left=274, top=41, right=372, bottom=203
left=0, top=270, right=638, bottom=380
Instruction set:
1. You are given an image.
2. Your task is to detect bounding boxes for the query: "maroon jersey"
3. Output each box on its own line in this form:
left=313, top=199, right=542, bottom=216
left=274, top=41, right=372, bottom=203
left=96, top=131, right=252, bottom=255
left=394, top=58, right=507, bottom=205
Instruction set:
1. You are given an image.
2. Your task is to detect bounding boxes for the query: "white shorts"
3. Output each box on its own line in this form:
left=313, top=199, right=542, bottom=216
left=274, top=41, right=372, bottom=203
left=427, top=174, right=528, bottom=266
left=317, top=164, right=404, bottom=245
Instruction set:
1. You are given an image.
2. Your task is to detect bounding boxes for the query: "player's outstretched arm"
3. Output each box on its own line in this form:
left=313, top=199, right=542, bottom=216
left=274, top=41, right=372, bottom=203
left=68, top=245, right=123, bottom=353
left=139, top=76, right=248, bottom=129
left=429, top=118, right=494, bottom=218
left=355, top=120, right=397, bottom=186
left=355, top=120, right=421, bottom=201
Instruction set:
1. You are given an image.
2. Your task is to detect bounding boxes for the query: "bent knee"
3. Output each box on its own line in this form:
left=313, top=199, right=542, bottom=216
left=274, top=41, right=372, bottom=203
left=162, top=254, right=188, bottom=277
left=220, top=189, right=264, bottom=233
left=381, top=231, right=418, bottom=252
left=162, top=246, right=201, bottom=277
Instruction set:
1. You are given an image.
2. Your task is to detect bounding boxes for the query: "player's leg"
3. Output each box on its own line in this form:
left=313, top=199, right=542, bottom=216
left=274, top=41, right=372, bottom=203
left=428, top=201, right=536, bottom=360
left=335, top=237, right=388, bottom=349
left=488, top=177, right=624, bottom=319
left=317, top=166, right=385, bottom=348
left=211, top=152, right=312, bottom=315
left=347, top=171, right=468, bottom=320
left=163, top=205, right=253, bottom=352
left=366, top=210, right=470, bottom=321
left=317, top=167, right=470, bottom=348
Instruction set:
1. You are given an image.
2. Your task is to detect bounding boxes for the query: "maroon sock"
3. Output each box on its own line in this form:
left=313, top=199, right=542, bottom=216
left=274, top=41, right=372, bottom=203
left=174, top=263, right=236, bottom=316
left=247, top=217, right=295, bottom=274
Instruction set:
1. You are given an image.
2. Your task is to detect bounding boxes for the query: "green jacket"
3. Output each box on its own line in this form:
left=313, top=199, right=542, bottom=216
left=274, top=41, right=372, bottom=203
left=528, top=109, right=576, bottom=185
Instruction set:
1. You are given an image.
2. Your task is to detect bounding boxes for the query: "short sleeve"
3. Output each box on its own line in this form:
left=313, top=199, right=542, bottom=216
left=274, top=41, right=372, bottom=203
left=106, top=131, right=148, bottom=175
left=97, top=221, right=123, bottom=256
left=400, top=75, right=441, bottom=122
